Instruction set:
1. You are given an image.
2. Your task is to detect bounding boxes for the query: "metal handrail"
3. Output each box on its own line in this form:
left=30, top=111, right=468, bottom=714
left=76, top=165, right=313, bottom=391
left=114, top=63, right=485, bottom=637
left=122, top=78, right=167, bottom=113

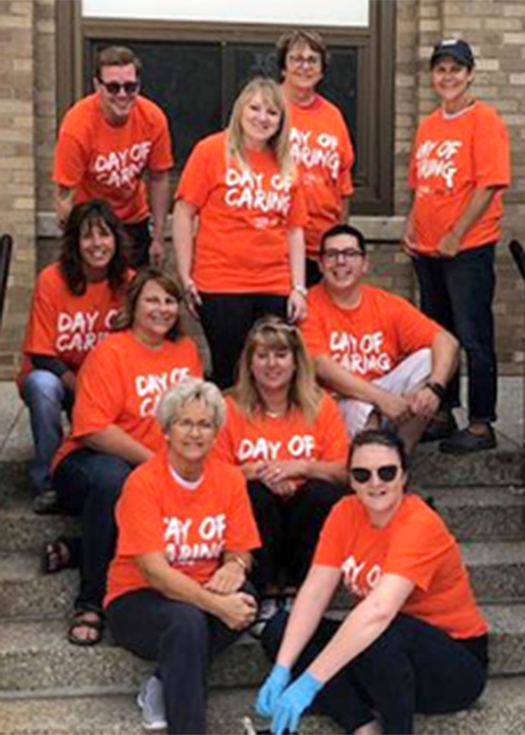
left=0, top=234, right=13, bottom=329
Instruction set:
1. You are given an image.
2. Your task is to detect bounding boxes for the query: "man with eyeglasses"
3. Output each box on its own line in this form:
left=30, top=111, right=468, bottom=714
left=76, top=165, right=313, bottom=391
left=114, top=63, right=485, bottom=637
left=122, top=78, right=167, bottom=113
left=53, top=46, right=173, bottom=268
left=301, top=224, right=459, bottom=450
left=276, top=30, right=355, bottom=286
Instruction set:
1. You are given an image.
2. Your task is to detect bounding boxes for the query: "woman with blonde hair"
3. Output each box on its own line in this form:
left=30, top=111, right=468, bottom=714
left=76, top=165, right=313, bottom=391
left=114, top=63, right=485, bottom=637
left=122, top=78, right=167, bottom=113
left=174, top=77, right=308, bottom=389
left=214, top=316, right=349, bottom=618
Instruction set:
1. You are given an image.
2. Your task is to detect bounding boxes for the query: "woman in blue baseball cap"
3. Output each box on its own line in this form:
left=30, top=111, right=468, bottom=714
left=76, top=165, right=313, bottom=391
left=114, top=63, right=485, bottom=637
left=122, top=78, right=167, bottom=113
left=402, top=38, right=511, bottom=455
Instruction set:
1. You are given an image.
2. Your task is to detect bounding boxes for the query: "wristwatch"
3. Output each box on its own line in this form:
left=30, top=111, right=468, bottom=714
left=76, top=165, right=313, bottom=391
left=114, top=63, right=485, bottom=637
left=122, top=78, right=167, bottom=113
left=425, top=380, right=446, bottom=401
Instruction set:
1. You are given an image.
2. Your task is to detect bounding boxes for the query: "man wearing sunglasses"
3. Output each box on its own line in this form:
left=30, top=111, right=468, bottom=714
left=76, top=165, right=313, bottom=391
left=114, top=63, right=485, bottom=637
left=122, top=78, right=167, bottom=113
left=301, top=224, right=459, bottom=450
left=53, top=46, right=174, bottom=268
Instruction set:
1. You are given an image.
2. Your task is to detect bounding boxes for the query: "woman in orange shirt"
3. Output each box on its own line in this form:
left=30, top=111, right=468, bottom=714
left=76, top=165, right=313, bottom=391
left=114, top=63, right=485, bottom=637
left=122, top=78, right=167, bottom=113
left=173, top=77, right=308, bottom=389
left=256, top=429, right=488, bottom=735
left=106, top=378, right=260, bottom=734
left=403, top=40, right=510, bottom=454
left=51, top=268, right=203, bottom=645
left=214, top=316, right=348, bottom=619
left=19, top=200, right=131, bottom=514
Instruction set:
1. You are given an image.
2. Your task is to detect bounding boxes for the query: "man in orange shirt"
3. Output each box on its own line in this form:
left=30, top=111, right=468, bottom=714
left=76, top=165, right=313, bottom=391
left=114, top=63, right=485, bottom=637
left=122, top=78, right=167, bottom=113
left=53, top=46, right=174, bottom=267
left=301, top=224, right=459, bottom=450
left=403, top=39, right=511, bottom=453
left=277, top=30, right=355, bottom=286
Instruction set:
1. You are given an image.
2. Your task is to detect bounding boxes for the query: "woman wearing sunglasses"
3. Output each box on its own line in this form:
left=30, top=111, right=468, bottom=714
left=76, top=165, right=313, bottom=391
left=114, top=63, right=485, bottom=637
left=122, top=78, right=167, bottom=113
left=257, top=428, right=488, bottom=735
left=214, top=316, right=348, bottom=617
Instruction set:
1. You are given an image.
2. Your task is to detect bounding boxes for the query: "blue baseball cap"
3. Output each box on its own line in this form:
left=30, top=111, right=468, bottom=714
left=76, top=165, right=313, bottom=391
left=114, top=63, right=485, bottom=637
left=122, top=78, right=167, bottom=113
left=430, top=39, right=475, bottom=69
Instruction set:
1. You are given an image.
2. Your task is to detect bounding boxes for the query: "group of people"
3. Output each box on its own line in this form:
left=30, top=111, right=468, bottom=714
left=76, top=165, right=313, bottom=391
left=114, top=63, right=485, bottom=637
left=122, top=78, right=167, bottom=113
left=16, top=27, right=511, bottom=735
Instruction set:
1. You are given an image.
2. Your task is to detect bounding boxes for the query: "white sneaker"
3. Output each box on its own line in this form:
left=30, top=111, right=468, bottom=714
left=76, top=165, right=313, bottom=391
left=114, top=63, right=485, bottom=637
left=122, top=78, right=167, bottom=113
left=250, top=597, right=280, bottom=639
left=137, top=675, right=167, bottom=732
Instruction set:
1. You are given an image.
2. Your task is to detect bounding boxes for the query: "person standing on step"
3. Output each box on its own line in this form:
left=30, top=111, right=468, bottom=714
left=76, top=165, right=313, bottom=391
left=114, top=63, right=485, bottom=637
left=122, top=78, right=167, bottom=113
left=256, top=429, right=488, bottom=735
left=18, top=201, right=132, bottom=515
left=105, top=379, right=260, bottom=735
left=403, top=39, right=511, bottom=454
left=53, top=46, right=173, bottom=268
left=301, top=224, right=459, bottom=452
left=277, top=29, right=355, bottom=286
left=173, top=77, right=308, bottom=390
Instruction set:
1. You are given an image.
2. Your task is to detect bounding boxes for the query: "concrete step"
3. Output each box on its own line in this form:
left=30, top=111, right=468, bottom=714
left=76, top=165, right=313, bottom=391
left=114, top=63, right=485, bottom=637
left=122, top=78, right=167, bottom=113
left=3, top=538, right=525, bottom=620
left=416, top=486, right=525, bottom=541
left=2, top=486, right=524, bottom=555
left=0, top=604, right=524, bottom=694
left=2, top=678, right=525, bottom=734
left=411, top=438, right=524, bottom=488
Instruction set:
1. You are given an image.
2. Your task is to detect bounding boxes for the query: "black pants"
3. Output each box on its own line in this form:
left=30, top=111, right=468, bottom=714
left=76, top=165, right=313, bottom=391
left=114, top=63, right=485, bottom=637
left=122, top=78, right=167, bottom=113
left=248, top=479, right=347, bottom=591
left=198, top=293, right=287, bottom=389
left=124, top=218, right=152, bottom=269
left=107, top=587, right=254, bottom=735
left=262, top=610, right=488, bottom=734
left=54, top=449, right=133, bottom=612
left=413, top=244, right=497, bottom=423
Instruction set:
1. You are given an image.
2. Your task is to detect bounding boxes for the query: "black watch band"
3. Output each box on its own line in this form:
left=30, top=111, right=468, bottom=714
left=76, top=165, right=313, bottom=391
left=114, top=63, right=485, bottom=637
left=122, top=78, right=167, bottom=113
left=425, top=381, right=446, bottom=401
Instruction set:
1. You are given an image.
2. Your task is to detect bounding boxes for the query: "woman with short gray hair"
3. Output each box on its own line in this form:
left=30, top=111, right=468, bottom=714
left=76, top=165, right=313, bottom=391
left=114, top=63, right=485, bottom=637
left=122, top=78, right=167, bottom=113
left=105, top=377, right=260, bottom=734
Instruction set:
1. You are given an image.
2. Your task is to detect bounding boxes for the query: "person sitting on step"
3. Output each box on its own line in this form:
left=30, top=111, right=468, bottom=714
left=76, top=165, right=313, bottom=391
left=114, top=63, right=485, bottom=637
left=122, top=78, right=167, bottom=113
left=300, top=223, right=459, bottom=452
left=18, top=200, right=132, bottom=516
left=50, top=268, right=203, bottom=646
left=213, top=316, right=349, bottom=626
left=256, top=428, right=488, bottom=735
left=105, top=378, right=260, bottom=734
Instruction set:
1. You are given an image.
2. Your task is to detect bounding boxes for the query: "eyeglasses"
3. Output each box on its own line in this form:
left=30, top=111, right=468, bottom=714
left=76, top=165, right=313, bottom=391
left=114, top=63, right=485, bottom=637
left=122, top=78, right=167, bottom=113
left=98, top=79, right=140, bottom=95
left=322, top=248, right=364, bottom=263
left=288, top=54, right=322, bottom=68
left=173, top=419, right=215, bottom=434
left=350, top=465, right=400, bottom=484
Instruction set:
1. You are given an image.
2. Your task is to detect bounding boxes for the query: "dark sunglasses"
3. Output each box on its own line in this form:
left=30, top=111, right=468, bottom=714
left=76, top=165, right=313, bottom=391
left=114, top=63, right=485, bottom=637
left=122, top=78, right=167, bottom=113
left=350, top=464, right=400, bottom=484
left=98, top=79, right=140, bottom=95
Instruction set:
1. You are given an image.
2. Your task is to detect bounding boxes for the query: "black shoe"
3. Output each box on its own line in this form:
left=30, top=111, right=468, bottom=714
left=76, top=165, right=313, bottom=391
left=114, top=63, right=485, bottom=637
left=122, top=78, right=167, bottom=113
left=420, top=412, right=458, bottom=443
left=439, top=427, right=496, bottom=455
left=33, top=489, right=60, bottom=515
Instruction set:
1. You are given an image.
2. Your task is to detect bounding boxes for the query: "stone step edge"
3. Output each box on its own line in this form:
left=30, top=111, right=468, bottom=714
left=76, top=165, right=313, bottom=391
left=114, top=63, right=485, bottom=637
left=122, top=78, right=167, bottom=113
left=2, top=672, right=523, bottom=703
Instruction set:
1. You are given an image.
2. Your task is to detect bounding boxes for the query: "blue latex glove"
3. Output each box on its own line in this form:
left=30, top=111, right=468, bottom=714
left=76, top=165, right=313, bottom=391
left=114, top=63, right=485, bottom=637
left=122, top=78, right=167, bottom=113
left=256, top=664, right=291, bottom=718
left=271, top=672, right=323, bottom=735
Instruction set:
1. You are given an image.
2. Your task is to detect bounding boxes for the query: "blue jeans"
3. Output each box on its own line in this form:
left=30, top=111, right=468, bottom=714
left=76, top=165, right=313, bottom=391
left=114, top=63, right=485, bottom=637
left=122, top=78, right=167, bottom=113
left=262, top=611, right=488, bottom=734
left=54, top=449, right=133, bottom=612
left=413, top=244, right=497, bottom=423
left=21, top=370, right=74, bottom=494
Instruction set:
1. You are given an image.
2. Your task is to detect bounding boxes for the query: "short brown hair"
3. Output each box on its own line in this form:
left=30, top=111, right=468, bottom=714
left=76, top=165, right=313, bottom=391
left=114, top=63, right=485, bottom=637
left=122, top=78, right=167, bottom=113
left=112, top=267, right=183, bottom=341
left=276, top=30, right=328, bottom=78
left=95, top=46, right=142, bottom=79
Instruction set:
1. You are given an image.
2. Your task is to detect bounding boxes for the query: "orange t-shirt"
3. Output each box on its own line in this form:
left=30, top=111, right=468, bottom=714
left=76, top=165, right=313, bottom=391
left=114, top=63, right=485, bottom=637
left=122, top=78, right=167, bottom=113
left=314, top=494, right=487, bottom=639
left=301, top=284, right=440, bottom=382
left=214, top=393, right=349, bottom=466
left=52, top=330, right=203, bottom=468
left=18, top=263, right=132, bottom=390
left=105, top=447, right=261, bottom=607
left=53, top=94, right=174, bottom=224
left=408, top=101, right=510, bottom=255
left=175, top=131, right=308, bottom=294
left=287, top=94, right=354, bottom=259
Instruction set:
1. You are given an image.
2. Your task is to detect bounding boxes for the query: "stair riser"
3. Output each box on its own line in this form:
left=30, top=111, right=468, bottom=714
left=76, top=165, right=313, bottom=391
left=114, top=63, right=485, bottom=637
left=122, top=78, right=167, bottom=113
left=2, top=560, right=524, bottom=619
left=0, top=631, right=522, bottom=694
left=2, top=499, right=524, bottom=556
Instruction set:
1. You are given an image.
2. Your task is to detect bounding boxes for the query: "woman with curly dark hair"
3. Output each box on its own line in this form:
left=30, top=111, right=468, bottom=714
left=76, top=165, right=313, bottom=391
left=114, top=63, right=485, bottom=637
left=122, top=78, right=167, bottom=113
left=18, top=200, right=132, bottom=514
